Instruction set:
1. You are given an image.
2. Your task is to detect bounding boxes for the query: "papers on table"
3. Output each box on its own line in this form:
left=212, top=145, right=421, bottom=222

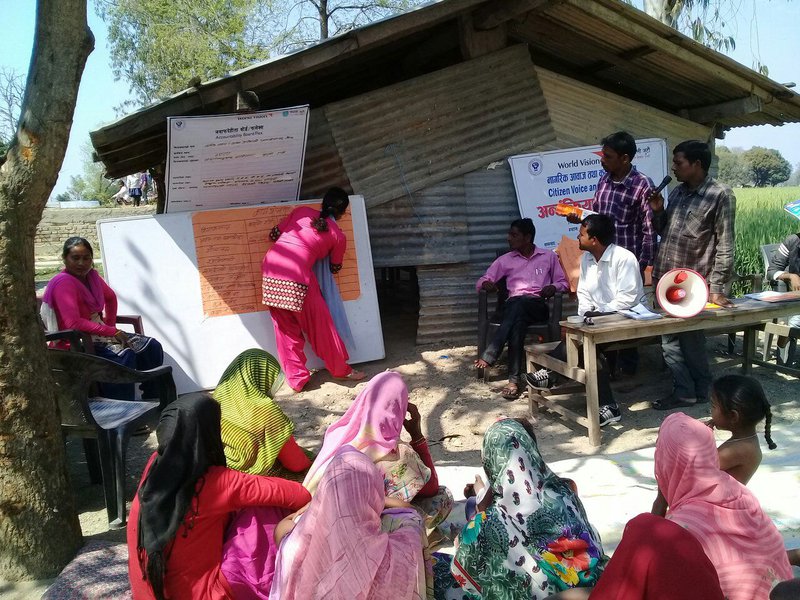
left=744, top=290, right=800, bottom=303
left=618, top=303, right=662, bottom=320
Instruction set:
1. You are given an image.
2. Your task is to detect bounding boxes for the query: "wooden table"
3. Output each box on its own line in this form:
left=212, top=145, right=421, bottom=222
left=526, top=298, right=800, bottom=447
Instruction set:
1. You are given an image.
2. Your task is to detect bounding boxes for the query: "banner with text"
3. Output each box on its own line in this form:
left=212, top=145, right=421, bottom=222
left=508, top=139, right=668, bottom=250
left=166, top=106, right=310, bottom=213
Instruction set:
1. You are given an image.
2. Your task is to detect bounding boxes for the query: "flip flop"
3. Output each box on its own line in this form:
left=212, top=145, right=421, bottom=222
left=651, top=395, right=697, bottom=411
left=501, top=383, right=521, bottom=400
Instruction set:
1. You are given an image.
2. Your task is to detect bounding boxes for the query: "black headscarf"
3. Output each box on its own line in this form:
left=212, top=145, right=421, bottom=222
left=136, top=394, right=227, bottom=600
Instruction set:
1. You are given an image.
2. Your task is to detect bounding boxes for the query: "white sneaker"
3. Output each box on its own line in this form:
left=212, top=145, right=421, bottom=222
left=599, top=404, right=621, bottom=426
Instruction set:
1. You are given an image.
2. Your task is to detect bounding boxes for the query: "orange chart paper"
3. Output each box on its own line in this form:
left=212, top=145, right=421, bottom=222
left=192, top=204, right=361, bottom=318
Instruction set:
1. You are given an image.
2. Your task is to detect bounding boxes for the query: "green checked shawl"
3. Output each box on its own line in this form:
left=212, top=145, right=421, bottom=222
left=213, top=349, right=294, bottom=476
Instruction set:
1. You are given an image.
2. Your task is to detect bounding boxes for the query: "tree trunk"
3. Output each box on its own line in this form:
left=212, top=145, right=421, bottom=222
left=319, top=0, right=329, bottom=39
left=0, top=0, right=93, bottom=580
left=643, top=0, right=679, bottom=27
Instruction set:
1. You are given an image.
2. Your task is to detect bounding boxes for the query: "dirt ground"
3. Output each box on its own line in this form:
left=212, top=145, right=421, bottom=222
left=65, top=313, right=799, bottom=547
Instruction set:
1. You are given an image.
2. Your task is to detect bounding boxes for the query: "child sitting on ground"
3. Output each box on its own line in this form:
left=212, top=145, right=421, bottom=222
left=652, top=374, right=776, bottom=516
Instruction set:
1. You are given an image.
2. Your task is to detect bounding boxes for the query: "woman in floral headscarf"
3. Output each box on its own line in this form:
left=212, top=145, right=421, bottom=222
left=438, top=419, right=606, bottom=600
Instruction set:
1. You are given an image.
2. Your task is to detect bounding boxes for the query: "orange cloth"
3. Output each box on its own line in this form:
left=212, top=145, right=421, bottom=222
left=555, top=236, right=581, bottom=293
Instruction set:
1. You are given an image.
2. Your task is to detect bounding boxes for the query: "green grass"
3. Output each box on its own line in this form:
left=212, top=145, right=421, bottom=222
left=734, top=186, right=800, bottom=288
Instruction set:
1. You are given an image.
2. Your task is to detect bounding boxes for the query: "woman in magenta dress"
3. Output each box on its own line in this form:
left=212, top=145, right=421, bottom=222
left=261, top=187, right=364, bottom=392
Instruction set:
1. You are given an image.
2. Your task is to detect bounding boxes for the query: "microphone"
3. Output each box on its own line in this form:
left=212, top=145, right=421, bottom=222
left=652, top=176, right=672, bottom=196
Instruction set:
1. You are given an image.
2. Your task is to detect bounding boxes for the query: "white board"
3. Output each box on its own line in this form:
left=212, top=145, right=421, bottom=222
left=97, top=196, right=384, bottom=394
left=509, top=139, right=669, bottom=250
left=165, top=106, right=310, bottom=212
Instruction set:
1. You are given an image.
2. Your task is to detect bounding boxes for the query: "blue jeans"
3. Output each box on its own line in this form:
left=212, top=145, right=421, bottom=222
left=661, top=330, right=711, bottom=400
left=481, top=296, right=548, bottom=384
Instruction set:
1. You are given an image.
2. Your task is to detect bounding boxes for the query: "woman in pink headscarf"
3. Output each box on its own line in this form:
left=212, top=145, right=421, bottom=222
left=270, top=446, right=426, bottom=600
left=655, top=412, right=792, bottom=600
left=302, top=371, right=445, bottom=511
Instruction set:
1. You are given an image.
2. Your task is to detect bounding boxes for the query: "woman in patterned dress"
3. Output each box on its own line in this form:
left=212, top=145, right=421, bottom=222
left=261, top=187, right=364, bottom=392
left=436, top=419, right=606, bottom=600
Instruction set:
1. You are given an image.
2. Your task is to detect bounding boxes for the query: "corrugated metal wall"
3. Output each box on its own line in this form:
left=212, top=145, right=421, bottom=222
left=416, top=162, right=525, bottom=345
left=367, top=179, right=469, bottom=267
left=324, top=44, right=557, bottom=208
left=299, top=109, right=352, bottom=199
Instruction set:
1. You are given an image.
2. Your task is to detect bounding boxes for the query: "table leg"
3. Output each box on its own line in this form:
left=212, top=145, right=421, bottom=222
left=526, top=355, right=539, bottom=415
left=584, top=337, right=601, bottom=447
left=742, top=326, right=756, bottom=374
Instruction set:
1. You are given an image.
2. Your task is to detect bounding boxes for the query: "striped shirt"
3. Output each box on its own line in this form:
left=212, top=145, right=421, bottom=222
left=767, top=233, right=800, bottom=281
left=592, top=166, right=656, bottom=265
left=652, top=176, right=735, bottom=293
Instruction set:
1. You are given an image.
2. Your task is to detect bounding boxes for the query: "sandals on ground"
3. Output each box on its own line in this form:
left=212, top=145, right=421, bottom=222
left=500, top=383, right=521, bottom=400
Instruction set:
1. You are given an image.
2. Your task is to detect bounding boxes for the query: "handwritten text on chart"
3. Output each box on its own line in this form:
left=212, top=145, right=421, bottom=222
left=192, top=204, right=361, bottom=318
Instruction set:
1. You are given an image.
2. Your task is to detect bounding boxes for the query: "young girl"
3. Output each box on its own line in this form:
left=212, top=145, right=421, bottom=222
left=652, top=374, right=776, bottom=516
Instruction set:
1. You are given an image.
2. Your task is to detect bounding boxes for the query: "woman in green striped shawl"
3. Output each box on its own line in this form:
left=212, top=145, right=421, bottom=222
left=214, top=349, right=311, bottom=477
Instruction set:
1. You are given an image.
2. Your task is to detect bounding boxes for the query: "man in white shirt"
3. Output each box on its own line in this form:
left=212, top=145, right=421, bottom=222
left=577, top=214, right=643, bottom=318
left=534, top=214, right=643, bottom=426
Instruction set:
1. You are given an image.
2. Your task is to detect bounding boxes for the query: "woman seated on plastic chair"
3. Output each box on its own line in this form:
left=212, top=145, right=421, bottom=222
left=41, top=236, right=165, bottom=400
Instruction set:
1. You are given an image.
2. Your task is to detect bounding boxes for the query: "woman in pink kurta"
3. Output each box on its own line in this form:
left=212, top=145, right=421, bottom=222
left=261, top=187, right=364, bottom=391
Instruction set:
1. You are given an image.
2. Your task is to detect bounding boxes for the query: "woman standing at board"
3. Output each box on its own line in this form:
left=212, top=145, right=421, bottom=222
left=261, top=187, right=365, bottom=392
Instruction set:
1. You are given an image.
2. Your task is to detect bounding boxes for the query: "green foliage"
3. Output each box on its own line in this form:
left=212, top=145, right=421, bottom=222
left=65, top=140, right=118, bottom=205
left=733, top=186, right=800, bottom=285
left=741, top=147, right=792, bottom=188
left=716, top=146, right=750, bottom=187
left=96, top=0, right=270, bottom=104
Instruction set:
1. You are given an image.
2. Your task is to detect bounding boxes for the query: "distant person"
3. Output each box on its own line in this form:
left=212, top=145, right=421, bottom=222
left=474, top=218, right=568, bottom=399
left=767, top=231, right=800, bottom=365
left=127, top=172, right=143, bottom=207
left=111, top=179, right=130, bottom=205
left=140, top=171, right=152, bottom=205
left=649, top=140, right=735, bottom=410
left=538, top=214, right=643, bottom=426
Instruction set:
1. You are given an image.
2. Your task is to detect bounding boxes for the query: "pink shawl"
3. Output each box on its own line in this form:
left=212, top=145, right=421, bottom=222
left=270, top=446, right=425, bottom=600
left=42, top=269, right=106, bottom=314
left=656, top=412, right=792, bottom=599
left=302, top=371, right=408, bottom=494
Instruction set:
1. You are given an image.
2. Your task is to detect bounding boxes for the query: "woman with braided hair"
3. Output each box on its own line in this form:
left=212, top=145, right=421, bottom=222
left=261, top=187, right=365, bottom=392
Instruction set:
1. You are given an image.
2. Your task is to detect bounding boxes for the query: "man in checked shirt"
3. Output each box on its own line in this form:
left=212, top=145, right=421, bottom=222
left=649, top=140, right=735, bottom=410
left=571, top=131, right=656, bottom=377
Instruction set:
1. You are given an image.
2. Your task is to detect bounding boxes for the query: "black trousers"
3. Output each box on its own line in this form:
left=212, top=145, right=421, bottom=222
left=481, top=296, right=548, bottom=384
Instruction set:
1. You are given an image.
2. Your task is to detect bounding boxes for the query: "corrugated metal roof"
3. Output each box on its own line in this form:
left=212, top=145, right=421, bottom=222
left=91, top=0, right=800, bottom=179
left=324, top=45, right=556, bottom=208
left=535, top=67, right=711, bottom=150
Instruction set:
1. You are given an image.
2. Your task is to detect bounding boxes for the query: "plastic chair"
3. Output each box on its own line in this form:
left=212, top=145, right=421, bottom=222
left=477, top=249, right=564, bottom=380
left=49, top=349, right=176, bottom=529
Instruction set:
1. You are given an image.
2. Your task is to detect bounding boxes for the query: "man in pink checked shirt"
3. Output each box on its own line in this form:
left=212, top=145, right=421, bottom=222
left=474, top=218, right=569, bottom=399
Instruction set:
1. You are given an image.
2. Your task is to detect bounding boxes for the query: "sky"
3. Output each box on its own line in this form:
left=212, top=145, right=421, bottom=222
left=1, top=1, right=798, bottom=201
